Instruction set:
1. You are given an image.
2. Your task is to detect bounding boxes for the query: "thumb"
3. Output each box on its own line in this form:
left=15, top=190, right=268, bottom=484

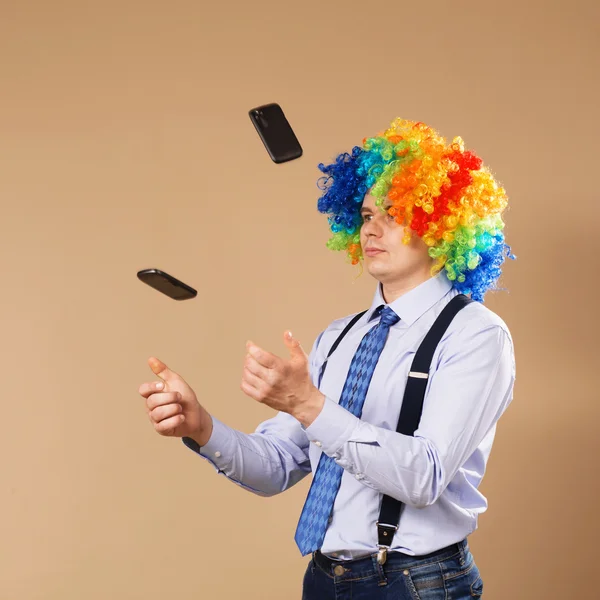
left=284, top=331, right=307, bottom=362
left=148, top=356, right=179, bottom=383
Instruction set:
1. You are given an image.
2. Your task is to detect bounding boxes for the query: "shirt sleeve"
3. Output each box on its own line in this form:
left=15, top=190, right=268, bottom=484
left=303, top=318, right=516, bottom=508
left=181, top=331, right=327, bottom=496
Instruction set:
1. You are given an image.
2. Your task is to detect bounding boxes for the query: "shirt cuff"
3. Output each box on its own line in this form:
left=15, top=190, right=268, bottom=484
left=304, top=397, right=361, bottom=457
left=181, top=416, right=236, bottom=472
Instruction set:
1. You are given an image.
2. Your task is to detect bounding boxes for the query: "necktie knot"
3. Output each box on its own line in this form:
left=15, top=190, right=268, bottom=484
left=379, top=306, right=400, bottom=327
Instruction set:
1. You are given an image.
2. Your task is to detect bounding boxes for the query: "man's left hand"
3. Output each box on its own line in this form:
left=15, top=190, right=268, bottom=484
left=241, top=331, right=325, bottom=427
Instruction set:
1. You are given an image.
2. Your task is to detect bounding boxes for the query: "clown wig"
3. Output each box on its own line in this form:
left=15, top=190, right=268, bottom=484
left=316, top=118, right=514, bottom=303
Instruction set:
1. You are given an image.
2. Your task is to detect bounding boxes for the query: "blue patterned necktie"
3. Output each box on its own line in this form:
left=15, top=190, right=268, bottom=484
left=294, top=305, right=400, bottom=556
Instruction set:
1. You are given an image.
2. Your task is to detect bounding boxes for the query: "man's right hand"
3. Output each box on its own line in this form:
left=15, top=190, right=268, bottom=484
left=138, top=357, right=213, bottom=445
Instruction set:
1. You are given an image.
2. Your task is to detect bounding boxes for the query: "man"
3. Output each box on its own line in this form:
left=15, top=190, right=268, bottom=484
left=138, top=118, right=516, bottom=599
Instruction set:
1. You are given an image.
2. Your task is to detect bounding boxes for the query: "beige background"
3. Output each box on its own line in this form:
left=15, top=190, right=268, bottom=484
left=1, top=0, right=598, bottom=598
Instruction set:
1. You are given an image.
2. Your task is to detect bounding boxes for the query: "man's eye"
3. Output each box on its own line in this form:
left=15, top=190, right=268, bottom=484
left=362, top=214, right=371, bottom=221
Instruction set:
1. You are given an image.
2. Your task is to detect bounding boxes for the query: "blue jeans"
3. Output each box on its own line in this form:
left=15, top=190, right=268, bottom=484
left=301, top=539, right=483, bottom=599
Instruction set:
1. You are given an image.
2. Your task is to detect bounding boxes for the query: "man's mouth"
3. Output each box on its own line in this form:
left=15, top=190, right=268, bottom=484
left=364, top=247, right=385, bottom=257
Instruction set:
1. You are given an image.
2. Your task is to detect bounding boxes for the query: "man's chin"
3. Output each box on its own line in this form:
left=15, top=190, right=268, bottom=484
left=365, top=263, right=389, bottom=279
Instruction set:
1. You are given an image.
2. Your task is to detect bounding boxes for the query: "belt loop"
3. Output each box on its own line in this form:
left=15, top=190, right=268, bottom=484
left=371, top=554, right=388, bottom=586
left=458, top=540, right=466, bottom=566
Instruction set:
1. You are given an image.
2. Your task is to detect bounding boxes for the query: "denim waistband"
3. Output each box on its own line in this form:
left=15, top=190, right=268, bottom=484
left=312, top=539, right=468, bottom=580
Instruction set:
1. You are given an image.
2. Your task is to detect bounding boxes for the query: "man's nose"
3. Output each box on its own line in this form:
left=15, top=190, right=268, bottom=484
left=363, top=218, right=382, bottom=236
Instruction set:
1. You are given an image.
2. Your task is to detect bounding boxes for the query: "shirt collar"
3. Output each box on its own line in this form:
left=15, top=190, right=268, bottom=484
left=365, top=273, right=454, bottom=326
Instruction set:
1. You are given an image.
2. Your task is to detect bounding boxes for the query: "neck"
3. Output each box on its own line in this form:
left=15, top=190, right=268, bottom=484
left=380, top=270, right=435, bottom=304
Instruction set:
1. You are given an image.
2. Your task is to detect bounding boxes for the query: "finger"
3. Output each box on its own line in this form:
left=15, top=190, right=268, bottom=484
left=147, top=391, right=181, bottom=411
left=283, top=330, right=307, bottom=362
left=149, top=402, right=182, bottom=424
left=148, top=356, right=180, bottom=384
left=245, top=353, right=271, bottom=380
left=242, top=367, right=266, bottom=391
left=246, top=342, right=279, bottom=369
left=139, top=380, right=166, bottom=399
left=240, top=378, right=262, bottom=401
left=154, top=413, right=186, bottom=436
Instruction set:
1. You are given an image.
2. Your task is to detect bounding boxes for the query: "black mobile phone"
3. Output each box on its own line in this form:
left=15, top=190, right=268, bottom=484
left=248, top=103, right=303, bottom=164
left=136, top=268, right=197, bottom=301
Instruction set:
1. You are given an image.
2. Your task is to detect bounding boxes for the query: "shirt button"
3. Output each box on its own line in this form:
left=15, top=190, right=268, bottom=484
left=214, top=451, right=221, bottom=458
left=355, top=473, right=363, bottom=480
left=314, top=441, right=322, bottom=447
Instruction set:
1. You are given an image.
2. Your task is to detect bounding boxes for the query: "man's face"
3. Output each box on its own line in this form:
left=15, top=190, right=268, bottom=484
left=359, top=193, right=434, bottom=284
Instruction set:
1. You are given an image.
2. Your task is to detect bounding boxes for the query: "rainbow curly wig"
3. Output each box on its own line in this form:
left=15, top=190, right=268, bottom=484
left=316, top=118, right=514, bottom=302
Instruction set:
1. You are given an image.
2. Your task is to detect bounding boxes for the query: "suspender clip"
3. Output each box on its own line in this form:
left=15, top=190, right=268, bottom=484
left=375, top=521, right=398, bottom=564
left=377, top=546, right=388, bottom=565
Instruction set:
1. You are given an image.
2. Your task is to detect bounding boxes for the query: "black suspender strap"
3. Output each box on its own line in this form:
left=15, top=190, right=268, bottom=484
left=318, top=309, right=367, bottom=387
left=375, top=293, right=473, bottom=564
left=316, top=295, right=472, bottom=564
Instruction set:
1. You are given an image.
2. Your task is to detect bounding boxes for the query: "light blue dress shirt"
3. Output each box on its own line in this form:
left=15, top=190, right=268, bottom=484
left=183, top=273, right=516, bottom=557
